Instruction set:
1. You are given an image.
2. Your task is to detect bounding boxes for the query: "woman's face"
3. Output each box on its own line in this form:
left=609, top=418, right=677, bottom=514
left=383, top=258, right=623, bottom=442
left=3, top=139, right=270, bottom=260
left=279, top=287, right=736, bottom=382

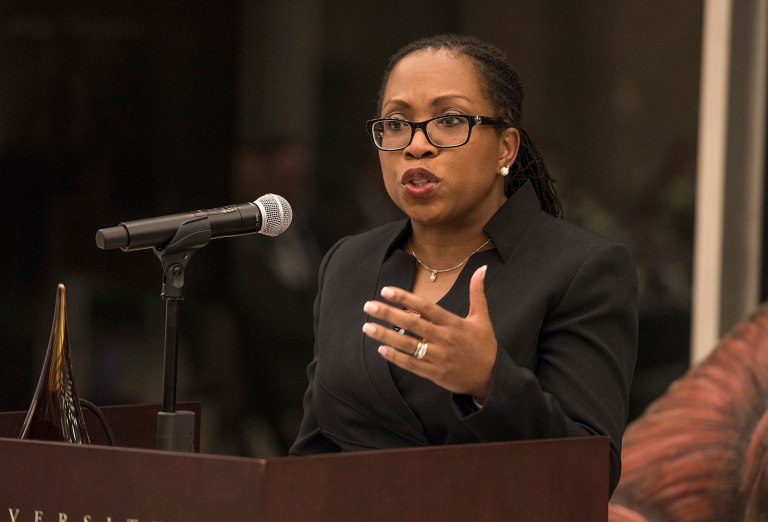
left=378, top=49, right=518, bottom=231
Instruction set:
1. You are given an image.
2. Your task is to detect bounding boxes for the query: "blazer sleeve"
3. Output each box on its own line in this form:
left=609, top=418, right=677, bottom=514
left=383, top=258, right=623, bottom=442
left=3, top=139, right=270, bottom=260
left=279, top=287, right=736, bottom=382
left=454, top=242, right=638, bottom=494
left=289, top=237, right=348, bottom=455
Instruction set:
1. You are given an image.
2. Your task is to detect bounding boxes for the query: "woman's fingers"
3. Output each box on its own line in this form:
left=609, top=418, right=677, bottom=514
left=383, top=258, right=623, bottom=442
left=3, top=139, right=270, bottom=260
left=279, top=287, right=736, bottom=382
left=377, top=344, right=433, bottom=376
left=377, top=286, right=457, bottom=327
left=360, top=266, right=497, bottom=398
left=467, top=265, right=490, bottom=320
left=362, top=299, right=439, bottom=342
left=361, top=321, right=424, bottom=356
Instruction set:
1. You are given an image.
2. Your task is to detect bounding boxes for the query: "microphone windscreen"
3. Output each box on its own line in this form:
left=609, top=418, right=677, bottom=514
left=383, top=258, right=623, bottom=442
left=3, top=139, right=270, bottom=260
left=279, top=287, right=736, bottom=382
left=255, top=193, right=292, bottom=237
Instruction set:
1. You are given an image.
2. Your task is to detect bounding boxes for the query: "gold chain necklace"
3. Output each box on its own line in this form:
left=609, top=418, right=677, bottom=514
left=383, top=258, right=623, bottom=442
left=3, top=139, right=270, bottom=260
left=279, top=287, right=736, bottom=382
left=408, top=237, right=492, bottom=282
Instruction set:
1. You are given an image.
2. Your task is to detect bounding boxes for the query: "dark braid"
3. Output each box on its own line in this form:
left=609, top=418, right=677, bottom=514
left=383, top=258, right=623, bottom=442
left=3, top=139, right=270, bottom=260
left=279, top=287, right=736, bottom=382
left=377, top=34, right=562, bottom=218
left=510, top=128, right=562, bottom=218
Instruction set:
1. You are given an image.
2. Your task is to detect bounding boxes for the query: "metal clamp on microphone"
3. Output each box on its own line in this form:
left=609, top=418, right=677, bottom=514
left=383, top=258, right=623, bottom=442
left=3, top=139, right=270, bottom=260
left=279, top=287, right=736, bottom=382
left=95, top=193, right=293, bottom=251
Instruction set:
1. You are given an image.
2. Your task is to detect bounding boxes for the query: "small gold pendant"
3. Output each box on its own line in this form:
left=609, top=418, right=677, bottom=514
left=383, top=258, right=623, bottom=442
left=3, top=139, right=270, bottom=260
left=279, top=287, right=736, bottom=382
left=430, top=271, right=437, bottom=282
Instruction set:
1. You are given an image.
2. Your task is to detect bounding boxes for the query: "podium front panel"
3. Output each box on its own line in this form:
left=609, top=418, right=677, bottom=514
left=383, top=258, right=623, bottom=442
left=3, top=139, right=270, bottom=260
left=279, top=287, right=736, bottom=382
left=0, top=437, right=265, bottom=521
left=265, top=437, right=608, bottom=521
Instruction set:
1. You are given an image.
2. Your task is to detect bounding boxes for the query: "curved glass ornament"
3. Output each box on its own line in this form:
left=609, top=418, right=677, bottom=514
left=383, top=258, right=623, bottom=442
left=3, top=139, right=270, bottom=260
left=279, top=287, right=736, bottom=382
left=19, top=284, right=90, bottom=443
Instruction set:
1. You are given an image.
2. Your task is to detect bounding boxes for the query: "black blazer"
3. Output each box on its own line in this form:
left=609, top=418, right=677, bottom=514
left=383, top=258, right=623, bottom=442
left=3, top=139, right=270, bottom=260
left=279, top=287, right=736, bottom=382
left=290, top=182, right=638, bottom=494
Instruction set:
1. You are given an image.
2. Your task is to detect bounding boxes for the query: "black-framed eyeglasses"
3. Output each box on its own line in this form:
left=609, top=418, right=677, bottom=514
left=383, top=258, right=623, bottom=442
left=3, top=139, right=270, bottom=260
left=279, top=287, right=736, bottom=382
left=365, top=114, right=510, bottom=151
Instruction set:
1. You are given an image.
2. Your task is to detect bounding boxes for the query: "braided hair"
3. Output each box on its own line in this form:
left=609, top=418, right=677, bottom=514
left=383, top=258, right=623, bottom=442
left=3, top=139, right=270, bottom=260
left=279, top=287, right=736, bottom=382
left=377, top=34, right=562, bottom=218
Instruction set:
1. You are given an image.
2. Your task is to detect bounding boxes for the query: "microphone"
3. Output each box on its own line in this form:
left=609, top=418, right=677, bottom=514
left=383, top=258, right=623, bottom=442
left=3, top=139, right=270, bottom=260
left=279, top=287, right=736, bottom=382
left=95, top=193, right=292, bottom=251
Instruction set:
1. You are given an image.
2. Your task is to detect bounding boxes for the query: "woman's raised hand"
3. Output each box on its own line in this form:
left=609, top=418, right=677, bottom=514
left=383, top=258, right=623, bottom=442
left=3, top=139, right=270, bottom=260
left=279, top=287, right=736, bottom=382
left=362, top=265, right=497, bottom=404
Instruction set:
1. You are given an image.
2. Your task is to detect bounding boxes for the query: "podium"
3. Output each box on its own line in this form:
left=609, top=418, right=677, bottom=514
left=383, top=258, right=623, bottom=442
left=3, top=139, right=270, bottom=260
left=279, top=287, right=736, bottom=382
left=0, top=405, right=608, bottom=521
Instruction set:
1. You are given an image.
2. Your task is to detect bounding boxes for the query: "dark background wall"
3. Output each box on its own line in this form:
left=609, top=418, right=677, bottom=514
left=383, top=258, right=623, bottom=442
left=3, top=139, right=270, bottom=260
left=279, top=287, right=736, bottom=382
left=0, top=1, right=702, bottom=455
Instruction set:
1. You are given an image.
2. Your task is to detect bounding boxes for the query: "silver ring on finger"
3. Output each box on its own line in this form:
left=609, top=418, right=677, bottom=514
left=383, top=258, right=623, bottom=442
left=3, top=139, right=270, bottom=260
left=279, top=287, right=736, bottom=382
left=414, top=340, right=429, bottom=360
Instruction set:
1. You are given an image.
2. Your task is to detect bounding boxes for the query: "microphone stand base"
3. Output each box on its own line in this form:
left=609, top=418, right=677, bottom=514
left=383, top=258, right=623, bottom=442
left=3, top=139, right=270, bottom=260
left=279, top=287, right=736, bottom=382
left=156, top=410, right=195, bottom=452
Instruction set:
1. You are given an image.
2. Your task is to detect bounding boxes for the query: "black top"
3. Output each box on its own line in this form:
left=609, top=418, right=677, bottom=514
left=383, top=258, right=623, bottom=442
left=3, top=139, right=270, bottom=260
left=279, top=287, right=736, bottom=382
left=290, top=182, right=638, bottom=495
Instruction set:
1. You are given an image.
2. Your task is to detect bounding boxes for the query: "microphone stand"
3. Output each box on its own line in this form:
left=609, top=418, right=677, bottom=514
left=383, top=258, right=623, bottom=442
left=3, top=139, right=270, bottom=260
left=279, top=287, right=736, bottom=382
left=153, top=216, right=211, bottom=452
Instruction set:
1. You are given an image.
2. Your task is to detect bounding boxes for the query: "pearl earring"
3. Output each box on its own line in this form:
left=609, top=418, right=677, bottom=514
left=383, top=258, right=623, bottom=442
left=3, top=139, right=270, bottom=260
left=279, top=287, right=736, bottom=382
left=500, top=166, right=510, bottom=176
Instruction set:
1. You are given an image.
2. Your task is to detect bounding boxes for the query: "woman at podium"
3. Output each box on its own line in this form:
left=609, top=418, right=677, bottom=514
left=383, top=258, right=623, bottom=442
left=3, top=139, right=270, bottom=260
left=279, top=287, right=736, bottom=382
left=290, top=34, right=637, bottom=496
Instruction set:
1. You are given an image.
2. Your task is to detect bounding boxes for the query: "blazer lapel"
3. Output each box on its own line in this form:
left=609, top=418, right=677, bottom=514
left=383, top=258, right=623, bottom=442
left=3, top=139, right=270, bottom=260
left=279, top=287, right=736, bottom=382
left=362, top=245, right=428, bottom=442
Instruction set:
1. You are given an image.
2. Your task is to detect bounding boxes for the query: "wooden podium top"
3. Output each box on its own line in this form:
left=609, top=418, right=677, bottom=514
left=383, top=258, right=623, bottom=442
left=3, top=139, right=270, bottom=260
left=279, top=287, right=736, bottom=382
left=0, top=405, right=608, bottom=521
